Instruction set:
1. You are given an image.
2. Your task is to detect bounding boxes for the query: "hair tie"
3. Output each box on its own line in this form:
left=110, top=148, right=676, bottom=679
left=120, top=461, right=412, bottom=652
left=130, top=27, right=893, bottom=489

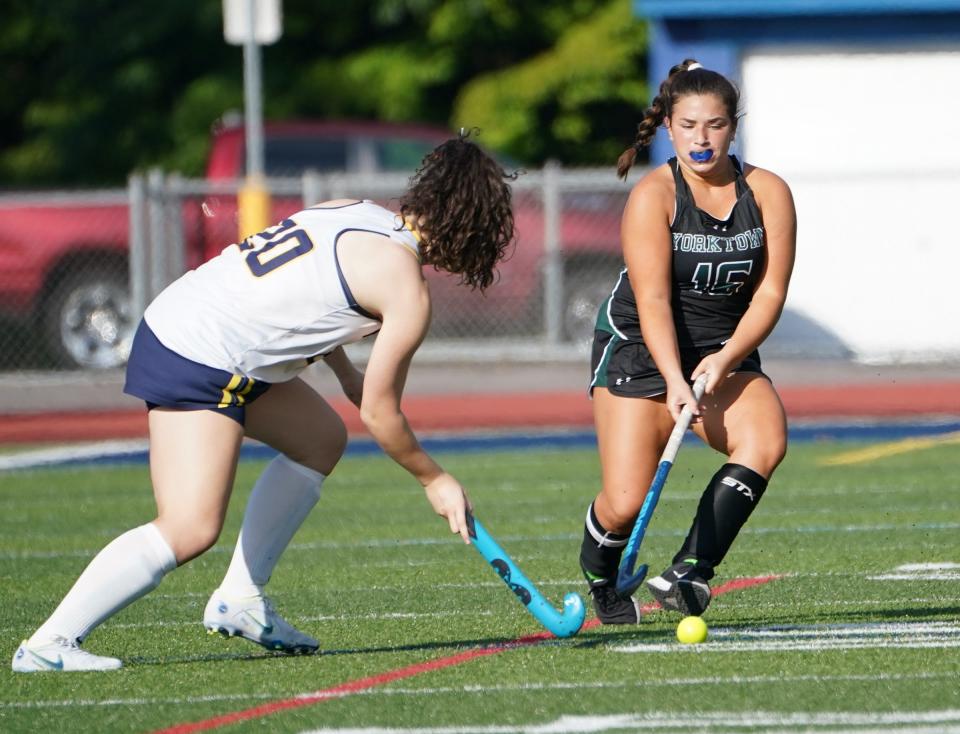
left=687, top=62, right=703, bottom=71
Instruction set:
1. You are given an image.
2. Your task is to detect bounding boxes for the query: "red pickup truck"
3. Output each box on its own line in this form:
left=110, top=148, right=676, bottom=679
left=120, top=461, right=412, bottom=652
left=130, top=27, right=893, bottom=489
left=0, top=119, right=623, bottom=369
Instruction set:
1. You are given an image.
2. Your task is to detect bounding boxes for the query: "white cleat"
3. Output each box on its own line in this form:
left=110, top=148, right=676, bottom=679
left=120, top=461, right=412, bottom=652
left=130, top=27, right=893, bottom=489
left=12, top=636, right=122, bottom=672
left=203, top=589, right=319, bottom=655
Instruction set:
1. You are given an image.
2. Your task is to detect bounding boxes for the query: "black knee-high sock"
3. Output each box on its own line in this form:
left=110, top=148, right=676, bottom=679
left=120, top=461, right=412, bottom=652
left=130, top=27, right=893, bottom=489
left=674, top=463, right=768, bottom=577
left=579, top=502, right=629, bottom=581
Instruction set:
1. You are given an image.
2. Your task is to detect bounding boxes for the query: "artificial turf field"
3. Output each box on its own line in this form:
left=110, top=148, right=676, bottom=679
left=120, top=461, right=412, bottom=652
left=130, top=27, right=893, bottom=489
left=1, top=434, right=958, bottom=733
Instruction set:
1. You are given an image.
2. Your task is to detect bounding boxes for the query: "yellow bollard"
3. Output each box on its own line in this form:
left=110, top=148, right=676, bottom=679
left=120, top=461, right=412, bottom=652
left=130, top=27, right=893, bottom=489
left=237, top=175, right=272, bottom=241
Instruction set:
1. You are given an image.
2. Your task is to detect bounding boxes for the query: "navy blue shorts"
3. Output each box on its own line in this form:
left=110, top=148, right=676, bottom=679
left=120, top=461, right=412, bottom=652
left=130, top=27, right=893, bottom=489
left=123, top=320, right=271, bottom=425
left=589, top=328, right=765, bottom=398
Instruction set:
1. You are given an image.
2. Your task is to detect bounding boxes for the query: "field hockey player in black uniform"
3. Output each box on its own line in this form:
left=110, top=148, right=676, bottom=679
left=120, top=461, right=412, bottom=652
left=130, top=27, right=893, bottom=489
left=579, top=59, right=797, bottom=623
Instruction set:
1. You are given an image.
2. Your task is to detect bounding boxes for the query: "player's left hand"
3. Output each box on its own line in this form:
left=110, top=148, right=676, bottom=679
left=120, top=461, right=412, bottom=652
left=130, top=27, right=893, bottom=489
left=692, top=352, right=735, bottom=395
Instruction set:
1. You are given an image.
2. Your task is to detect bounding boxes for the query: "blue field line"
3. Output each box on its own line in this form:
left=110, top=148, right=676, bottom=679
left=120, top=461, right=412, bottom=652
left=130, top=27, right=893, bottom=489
left=217, top=418, right=960, bottom=462
left=2, top=418, right=959, bottom=472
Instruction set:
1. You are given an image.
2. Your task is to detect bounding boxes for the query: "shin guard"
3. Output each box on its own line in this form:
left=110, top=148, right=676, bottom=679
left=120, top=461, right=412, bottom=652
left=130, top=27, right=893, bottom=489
left=579, top=502, right=629, bottom=581
left=675, top=463, right=768, bottom=575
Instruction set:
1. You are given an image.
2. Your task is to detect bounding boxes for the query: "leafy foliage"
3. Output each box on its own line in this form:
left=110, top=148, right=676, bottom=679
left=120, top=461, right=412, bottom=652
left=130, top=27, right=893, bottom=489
left=0, top=1, right=647, bottom=185
left=453, top=0, right=647, bottom=165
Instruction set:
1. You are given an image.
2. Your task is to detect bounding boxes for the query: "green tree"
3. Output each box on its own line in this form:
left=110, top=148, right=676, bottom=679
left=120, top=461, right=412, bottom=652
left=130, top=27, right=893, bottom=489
left=0, top=0, right=238, bottom=185
left=0, top=0, right=647, bottom=186
left=452, top=0, right=647, bottom=166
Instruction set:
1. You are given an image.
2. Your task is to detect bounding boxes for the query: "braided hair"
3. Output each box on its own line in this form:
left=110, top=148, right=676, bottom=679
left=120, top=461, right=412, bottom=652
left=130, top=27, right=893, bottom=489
left=617, top=59, right=741, bottom=179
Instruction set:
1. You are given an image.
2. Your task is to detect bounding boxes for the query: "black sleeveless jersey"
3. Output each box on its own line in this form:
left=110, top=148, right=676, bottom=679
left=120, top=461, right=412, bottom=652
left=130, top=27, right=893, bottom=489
left=604, top=156, right=766, bottom=347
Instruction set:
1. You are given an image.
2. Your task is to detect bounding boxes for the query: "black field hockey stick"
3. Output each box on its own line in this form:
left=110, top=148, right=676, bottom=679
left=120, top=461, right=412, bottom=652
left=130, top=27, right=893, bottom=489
left=616, top=374, right=708, bottom=596
left=466, top=513, right=586, bottom=638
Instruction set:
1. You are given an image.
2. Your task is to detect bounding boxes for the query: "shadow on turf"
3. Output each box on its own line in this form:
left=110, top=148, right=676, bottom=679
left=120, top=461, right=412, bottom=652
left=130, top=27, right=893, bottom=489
left=124, top=623, right=683, bottom=666
left=127, top=649, right=291, bottom=667
left=322, top=621, right=689, bottom=656
left=570, top=622, right=683, bottom=649
left=314, top=634, right=578, bottom=657
left=125, top=632, right=581, bottom=667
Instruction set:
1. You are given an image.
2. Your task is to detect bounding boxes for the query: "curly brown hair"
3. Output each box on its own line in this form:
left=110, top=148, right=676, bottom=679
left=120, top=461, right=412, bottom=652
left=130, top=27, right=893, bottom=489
left=617, top=59, right=741, bottom=179
left=398, top=130, right=516, bottom=291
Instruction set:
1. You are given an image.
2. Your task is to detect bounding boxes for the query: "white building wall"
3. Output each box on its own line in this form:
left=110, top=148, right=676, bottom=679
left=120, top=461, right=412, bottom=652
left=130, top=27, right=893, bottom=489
left=741, top=48, right=960, bottom=363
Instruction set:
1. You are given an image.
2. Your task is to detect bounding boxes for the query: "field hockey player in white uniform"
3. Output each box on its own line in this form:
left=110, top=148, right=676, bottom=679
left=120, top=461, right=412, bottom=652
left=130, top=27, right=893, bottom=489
left=12, top=131, right=516, bottom=672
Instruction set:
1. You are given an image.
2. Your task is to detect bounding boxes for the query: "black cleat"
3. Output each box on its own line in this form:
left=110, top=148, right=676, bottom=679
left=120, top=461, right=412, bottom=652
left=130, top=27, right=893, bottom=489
left=582, top=570, right=642, bottom=624
left=646, top=559, right=712, bottom=616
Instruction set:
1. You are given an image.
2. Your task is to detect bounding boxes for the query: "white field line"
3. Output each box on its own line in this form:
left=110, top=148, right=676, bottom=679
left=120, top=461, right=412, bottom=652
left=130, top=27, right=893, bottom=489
left=147, top=580, right=591, bottom=596
left=709, top=621, right=960, bottom=636
left=297, top=710, right=960, bottom=734
left=4, top=672, right=956, bottom=711
left=616, top=640, right=960, bottom=653
left=780, top=568, right=960, bottom=577
left=5, top=600, right=956, bottom=637
left=297, top=709, right=960, bottom=734
left=4, top=567, right=957, bottom=634
left=5, top=522, right=960, bottom=561
left=744, top=522, right=960, bottom=535
left=0, top=440, right=150, bottom=471
left=0, top=604, right=547, bottom=635
left=3, top=601, right=955, bottom=637
left=778, top=484, right=955, bottom=497
left=105, top=609, right=499, bottom=630
left=613, top=621, right=960, bottom=654
left=892, top=562, right=960, bottom=571
left=0, top=433, right=582, bottom=473
left=719, top=596, right=960, bottom=610
left=0, top=608, right=510, bottom=635
left=869, top=562, right=960, bottom=581
left=0, top=437, right=577, bottom=474
left=0, top=535, right=572, bottom=560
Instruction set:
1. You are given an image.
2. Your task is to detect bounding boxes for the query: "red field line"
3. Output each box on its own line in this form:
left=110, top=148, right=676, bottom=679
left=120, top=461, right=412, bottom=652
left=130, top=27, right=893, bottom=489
left=1, top=381, right=958, bottom=444
left=150, top=574, right=781, bottom=734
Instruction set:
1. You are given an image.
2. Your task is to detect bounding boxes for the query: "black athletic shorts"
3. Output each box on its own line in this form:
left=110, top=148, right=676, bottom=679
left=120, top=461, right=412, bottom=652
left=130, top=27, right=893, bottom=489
left=588, top=328, right=765, bottom=398
left=124, top=320, right=272, bottom=425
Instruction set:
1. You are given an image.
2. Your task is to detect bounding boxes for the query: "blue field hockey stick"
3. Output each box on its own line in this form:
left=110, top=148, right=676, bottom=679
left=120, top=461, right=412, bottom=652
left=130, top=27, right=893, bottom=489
left=616, top=374, right=708, bottom=597
left=466, top=513, right=586, bottom=638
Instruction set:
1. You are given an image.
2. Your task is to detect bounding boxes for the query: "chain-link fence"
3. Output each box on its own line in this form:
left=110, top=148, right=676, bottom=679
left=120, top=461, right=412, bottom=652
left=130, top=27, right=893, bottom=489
left=0, top=167, right=632, bottom=374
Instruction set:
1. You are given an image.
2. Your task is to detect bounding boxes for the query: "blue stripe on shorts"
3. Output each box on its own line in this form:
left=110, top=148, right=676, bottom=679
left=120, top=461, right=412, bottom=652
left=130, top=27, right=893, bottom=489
left=123, top=320, right=271, bottom=425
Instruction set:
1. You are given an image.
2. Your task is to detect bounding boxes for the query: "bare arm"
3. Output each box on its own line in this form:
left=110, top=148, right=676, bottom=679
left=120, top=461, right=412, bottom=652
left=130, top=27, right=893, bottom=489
left=338, top=231, right=472, bottom=542
left=692, top=168, right=797, bottom=392
left=322, top=346, right=363, bottom=408
left=622, top=168, right=699, bottom=419
left=360, top=282, right=439, bottom=485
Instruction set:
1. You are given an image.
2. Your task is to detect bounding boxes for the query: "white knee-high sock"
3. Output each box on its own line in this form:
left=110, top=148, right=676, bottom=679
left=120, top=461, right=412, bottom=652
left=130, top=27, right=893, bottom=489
left=218, top=455, right=324, bottom=597
left=31, top=522, right=176, bottom=645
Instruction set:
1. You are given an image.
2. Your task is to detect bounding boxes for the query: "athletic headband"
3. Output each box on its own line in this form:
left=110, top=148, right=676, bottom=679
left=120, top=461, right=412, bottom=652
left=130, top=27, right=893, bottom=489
left=687, top=62, right=704, bottom=71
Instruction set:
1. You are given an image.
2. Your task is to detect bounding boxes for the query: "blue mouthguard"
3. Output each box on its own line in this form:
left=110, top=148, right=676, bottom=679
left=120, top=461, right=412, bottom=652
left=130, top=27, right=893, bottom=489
left=690, top=150, right=713, bottom=162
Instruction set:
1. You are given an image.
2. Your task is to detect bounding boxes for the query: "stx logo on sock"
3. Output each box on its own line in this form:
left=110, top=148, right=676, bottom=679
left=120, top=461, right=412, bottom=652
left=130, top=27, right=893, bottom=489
left=721, top=476, right=756, bottom=501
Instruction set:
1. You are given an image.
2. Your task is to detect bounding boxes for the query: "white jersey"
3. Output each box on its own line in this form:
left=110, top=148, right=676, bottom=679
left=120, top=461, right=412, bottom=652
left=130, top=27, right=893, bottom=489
left=144, top=201, right=419, bottom=383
